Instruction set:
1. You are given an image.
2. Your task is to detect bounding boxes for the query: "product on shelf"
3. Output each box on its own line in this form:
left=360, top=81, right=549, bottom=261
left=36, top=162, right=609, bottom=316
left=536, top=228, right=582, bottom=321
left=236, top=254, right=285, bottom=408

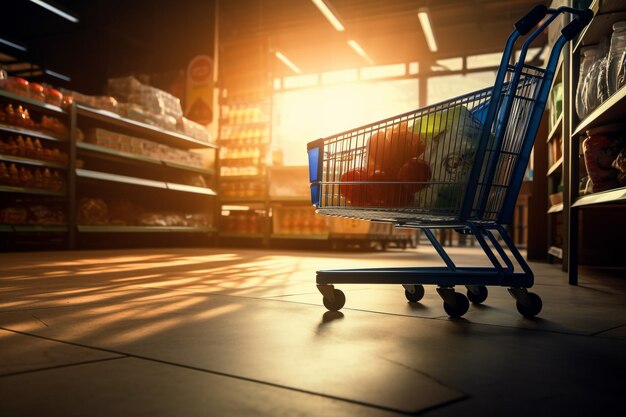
left=178, top=117, right=210, bottom=142
left=44, top=87, right=63, bottom=107
left=2, top=77, right=29, bottom=97
left=41, top=115, right=69, bottom=136
left=61, top=90, right=119, bottom=113
left=85, top=128, right=204, bottom=168
left=582, top=128, right=622, bottom=193
left=27, top=83, right=45, bottom=102
left=78, top=197, right=109, bottom=225
left=0, top=198, right=67, bottom=225
left=107, top=76, right=183, bottom=119
left=222, top=210, right=264, bottom=234
left=611, top=147, right=626, bottom=185
left=607, top=22, right=626, bottom=96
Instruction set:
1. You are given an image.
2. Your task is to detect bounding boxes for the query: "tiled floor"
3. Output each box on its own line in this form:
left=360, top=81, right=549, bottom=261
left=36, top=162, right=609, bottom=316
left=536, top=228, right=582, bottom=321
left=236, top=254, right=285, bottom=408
left=0, top=245, right=624, bottom=416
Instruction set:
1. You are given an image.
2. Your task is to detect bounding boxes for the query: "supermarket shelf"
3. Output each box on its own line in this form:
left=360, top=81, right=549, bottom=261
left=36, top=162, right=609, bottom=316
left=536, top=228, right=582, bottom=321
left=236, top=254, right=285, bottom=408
left=0, top=153, right=66, bottom=169
left=13, top=225, right=68, bottom=232
left=269, top=196, right=311, bottom=203
left=547, top=157, right=563, bottom=177
left=217, top=140, right=269, bottom=148
left=77, top=142, right=215, bottom=175
left=76, top=169, right=216, bottom=196
left=219, top=119, right=269, bottom=127
left=76, top=105, right=218, bottom=150
left=547, top=203, right=563, bottom=214
left=76, top=169, right=167, bottom=189
left=0, top=122, right=67, bottom=143
left=0, top=185, right=65, bottom=196
left=572, top=85, right=626, bottom=136
left=78, top=225, right=217, bottom=233
left=220, top=196, right=266, bottom=203
left=573, top=0, right=626, bottom=53
left=0, top=89, right=66, bottom=115
left=548, top=246, right=563, bottom=259
left=572, top=187, right=626, bottom=208
left=220, top=175, right=266, bottom=182
left=163, top=160, right=215, bottom=175
left=271, top=233, right=329, bottom=240
left=166, top=182, right=217, bottom=196
left=547, top=113, right=563, bottom=142
left=0, top=224, right=68, bottom=232
left=219, top=232, right=265, bottom=238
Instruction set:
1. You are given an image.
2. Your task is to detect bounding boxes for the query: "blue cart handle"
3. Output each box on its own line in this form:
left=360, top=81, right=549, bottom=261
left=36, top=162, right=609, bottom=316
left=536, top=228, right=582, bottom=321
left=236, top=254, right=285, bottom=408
left=515, top=5, right=548, bottom=35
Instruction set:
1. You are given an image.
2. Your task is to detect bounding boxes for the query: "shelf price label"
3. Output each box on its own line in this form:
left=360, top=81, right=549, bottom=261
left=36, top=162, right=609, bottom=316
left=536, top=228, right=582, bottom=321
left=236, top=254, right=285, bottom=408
left=186, top=55, right=214, bottom=125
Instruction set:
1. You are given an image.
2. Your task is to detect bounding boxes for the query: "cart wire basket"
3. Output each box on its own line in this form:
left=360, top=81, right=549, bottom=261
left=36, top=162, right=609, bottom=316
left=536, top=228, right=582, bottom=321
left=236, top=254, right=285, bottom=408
left=306, top=5, right=592, bottom=318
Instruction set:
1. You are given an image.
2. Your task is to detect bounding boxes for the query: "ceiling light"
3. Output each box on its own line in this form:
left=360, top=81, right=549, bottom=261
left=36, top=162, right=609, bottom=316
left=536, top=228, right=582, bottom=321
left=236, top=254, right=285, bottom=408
left=418, top=8, right=437, bottom=53
left=311, top=0, right=345, bottom=32
left=0, top=37, right=27, bottom=52
left=45, top=69, right=71, bottom=81
left=30, top=0, right=79, bottom=23
left=347, top=40, right=374, bottom=65
left=275, top=52, right=301, bottom=74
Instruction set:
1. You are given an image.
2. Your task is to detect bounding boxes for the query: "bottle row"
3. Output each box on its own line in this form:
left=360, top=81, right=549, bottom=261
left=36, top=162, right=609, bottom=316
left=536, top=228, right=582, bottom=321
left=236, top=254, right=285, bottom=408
left=220, top=126, right=269, bottom=142
left=221, top=211, right=266, bottom=234
left=221, top=104, right=269, bottom=126
left=0, top=135, right=69, bottom=163
left=0, top=163, right=65, bottom=191
left=221, top=182, right=267, bottom=199
left=274, top=209, right=328, bottom=235
left=220, top=166, right=266, bottom=177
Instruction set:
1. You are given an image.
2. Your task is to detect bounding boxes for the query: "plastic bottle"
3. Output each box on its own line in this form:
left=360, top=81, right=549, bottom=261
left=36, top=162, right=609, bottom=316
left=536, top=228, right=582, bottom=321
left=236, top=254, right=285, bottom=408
left=607, top=22, right=626, bottom=96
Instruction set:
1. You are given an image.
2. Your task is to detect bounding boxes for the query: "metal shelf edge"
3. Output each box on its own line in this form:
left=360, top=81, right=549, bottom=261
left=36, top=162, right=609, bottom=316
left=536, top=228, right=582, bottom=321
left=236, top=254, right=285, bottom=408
left=0, top=153, right=67, bottom=169
left=547, top=157, right=563, bottom=177
left=547, top=113, right=563, bottom=142
left=547, top=203, right=563, bottom=214
left=0, top=123, right=67, bottom=142
left=0, top=89, right=66, bottom=115
left=572, top=83, right=626, bottom=137
left=76, top=105, right=217, bottom=149
left=572, top=187, right=626, bottom=207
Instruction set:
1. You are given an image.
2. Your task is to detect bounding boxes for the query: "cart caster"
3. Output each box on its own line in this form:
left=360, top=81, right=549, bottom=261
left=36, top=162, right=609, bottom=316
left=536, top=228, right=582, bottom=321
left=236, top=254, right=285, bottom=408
left=437, top=287, right=469, bottom=318
left=466, top=285, right=488, bottom=305
left=508, top=288, right=542, bottom=318
left=318, top=285, right=346, bottom=311
left=403, top=284, right=425, bottom=303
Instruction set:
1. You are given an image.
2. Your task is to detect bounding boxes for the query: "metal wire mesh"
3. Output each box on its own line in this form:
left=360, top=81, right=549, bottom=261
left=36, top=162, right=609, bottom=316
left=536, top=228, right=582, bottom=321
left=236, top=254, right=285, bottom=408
left=311, top=64, right=545, bottom=225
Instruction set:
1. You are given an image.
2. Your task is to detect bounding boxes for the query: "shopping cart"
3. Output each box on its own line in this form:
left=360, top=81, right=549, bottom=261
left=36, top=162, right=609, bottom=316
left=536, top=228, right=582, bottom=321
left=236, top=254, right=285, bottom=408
left=306, top=5, right=592, bottom=318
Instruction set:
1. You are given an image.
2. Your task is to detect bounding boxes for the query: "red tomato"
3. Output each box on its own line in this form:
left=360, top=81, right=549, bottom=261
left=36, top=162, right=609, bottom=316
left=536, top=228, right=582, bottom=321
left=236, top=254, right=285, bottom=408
left=339, top=168, right=367, bottom=206
left=365, top=169, right=391, bottom=206
left=398, top=157, right=431, bottom=197
left=386, top=122, right=426, bottom=167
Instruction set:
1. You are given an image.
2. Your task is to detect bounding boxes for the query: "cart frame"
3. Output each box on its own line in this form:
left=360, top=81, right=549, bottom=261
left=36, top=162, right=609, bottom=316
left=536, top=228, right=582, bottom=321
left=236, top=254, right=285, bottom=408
left=306, top=5, right=593, bottom=318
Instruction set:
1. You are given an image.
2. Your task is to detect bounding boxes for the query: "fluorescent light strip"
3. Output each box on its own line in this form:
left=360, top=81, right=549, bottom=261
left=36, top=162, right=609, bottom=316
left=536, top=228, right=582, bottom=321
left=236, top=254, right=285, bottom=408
left=311, top=0, right=345, bottom=32
left=275, top=52, right=301, bottom=74
left=45, top=69, right=71, bottom=82
left=418, top=8, right=437, bottom=53
left=0, top=37, right=27, bottom=52
left=347, top=40, right=374, bottom=65
left=30, top=0, right=79, bottom=23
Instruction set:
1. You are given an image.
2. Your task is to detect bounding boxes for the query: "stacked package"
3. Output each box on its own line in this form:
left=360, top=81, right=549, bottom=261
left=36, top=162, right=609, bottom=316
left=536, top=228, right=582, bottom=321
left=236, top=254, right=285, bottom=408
left=85, top=128, right=204, bottom=168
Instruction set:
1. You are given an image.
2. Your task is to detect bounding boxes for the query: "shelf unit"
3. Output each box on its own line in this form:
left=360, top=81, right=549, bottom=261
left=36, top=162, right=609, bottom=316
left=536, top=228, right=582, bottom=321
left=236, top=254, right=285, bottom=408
left=565, top=0, right=626, bottom=283
left=545, top=11, right=569, bottom=265
left=72, top=103, right=218, bottom=248
left=217, top=90, right=273, bottom=246
left=0, top=90, right=71, bottom=245
left=0, top=87, right=219, bottom=249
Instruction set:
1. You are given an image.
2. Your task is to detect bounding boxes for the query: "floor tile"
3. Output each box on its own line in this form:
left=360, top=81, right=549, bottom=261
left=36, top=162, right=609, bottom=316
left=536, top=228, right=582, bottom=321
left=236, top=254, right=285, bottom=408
left=0, top=357, right=407, bottom=417
left=0, top=329, right=121, bottom=376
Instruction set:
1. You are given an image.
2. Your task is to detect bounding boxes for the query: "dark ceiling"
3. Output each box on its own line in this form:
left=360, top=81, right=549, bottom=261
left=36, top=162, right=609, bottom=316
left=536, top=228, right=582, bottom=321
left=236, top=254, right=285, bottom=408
left=219, top=0, right=550, bottom=78
left=0, top=0, right=549, bottom=92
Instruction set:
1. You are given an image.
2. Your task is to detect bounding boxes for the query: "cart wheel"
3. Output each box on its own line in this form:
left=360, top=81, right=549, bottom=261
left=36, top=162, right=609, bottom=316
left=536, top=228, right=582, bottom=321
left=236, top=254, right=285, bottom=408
left=466, top=285, right=488, bottom=305
left=404, top=285, right=425, bottom=303
left=516, top=292, right=542, bottom=318
left=322, top=289, right=346, bottom=311
left=443, top=292, right=470, bottom=318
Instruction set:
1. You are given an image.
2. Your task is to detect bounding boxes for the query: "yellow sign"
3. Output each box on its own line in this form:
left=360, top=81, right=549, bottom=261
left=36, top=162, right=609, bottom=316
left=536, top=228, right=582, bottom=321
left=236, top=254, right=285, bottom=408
left=186, top=55, right=214, bottom=124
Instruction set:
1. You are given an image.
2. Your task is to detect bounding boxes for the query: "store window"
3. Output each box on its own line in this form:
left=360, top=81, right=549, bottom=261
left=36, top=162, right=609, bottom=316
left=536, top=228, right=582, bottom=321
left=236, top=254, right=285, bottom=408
left=273, top=78, right=418, bottom=166
left=427, top=71, right=495, bottom=104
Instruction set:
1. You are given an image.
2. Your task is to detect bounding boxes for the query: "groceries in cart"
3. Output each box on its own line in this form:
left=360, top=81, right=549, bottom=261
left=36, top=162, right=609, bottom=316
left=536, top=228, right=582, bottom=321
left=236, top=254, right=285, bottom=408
left=338, top=105, right=485, bottom=210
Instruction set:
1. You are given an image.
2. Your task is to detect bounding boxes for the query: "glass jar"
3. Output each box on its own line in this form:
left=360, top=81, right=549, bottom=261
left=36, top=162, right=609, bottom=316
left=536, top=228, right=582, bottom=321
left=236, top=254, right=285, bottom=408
left=607, top=21, right=626, bottom=95
left=576, top=46, right=602, bottom=119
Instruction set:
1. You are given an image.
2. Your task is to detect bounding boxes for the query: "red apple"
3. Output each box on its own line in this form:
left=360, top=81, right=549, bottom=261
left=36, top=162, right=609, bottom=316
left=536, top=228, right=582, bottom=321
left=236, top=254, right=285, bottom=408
left=339, top=168, right=367, bottom=206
